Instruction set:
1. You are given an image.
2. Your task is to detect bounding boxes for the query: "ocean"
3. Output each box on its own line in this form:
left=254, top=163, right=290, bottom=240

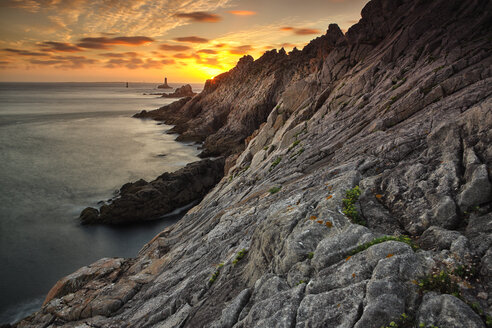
left=0, top=82, right=202, bottom=324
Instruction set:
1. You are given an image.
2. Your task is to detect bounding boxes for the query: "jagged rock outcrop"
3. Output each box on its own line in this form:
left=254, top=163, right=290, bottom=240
left=161, top=84, right=197, bottom=98
left=15, top=0, right=492, bottom=327
left=134, top=27, right=340, bottom=159
left=79, top=158, right=225, bottom=224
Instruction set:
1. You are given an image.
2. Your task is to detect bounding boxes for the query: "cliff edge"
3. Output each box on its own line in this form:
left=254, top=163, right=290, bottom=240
left=15, top=0, right=492, bottom=327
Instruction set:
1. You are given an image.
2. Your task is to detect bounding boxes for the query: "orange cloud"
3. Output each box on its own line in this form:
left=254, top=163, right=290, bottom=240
left=29, top=55, right=97, bottom=68
left=77, top=36, right=154, bottom=49
left=197, top=49, right=217, bottom=54
left=173, top=53, right=199, bottom=59
left=39, top=41, right=83, bottom=52
left=173, top=36, right=209, bottom=43
left=229, top=45, right=252, bottom=55
left=196, top=56, right=222, bottom=68
left=2, top=48, right=49, bottom=56
left=280, top=27, right=320, bottom=35
left=159, top=44, right=191, bottom=51
left=228, top=10, right=256, bottom=16
left=99, top=52, right=139, bottom=58
left=104, top=57, right=174, bottom=69
left=295, top=28, right=320, bottom=35
left=175, top=11, right=221, bottom=23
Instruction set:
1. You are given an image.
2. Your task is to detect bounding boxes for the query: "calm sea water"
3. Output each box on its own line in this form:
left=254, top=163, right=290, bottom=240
left=0, top=82, right=202, bottom=324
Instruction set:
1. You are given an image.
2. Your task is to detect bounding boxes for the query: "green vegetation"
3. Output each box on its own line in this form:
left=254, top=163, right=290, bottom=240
left=228, top=165, right=250, bottom=181
left=433, top=65, right=445, bottom=73
left=392, top=77, right=407, bottom=90
left=380, top=313, right=439, bottom=328
left=296, top=280, right=306, bottom=285
left=233, top=249, right=248, bottom=265
left=350, top=235, right=418, bottom=256
left=269, top=186, right=282, bottom=194
left=307, top=252, right=314, bottom=259
left=418, top=270, right=459, bottom=295
left=389, top=94, right=402, bottom=105
left=342, top=186, right=365, bottom=225
left=270, top=156, right=282, bottom=170
left=263, top=145, right=269, bottom=151
left=209, top=263, right=224, bottom=284
left=417, top=264, right=491, bottom=327
left=288, top=139, right=301, bottom=152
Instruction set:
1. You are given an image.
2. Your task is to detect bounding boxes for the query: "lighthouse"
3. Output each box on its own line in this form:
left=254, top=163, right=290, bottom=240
left=157, top=77, right=172, bottom=89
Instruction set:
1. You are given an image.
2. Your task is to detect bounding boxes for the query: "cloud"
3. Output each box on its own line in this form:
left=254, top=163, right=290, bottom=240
left=173, top=36, right=209, bottom=43
left=280, top=27, right=320, bottom=35
left=214, top=43, right=226, bottom=48
left=141, top=58, right=164, bottom=69
left=228, top=45, right=252, bottom=55
left=196, top=56, right=221, bottom=68
left=294, top=28, right=320, bottom=35
left=159, top=44, right=191, bottom=51
left=197, top=49, right=217, bottom=54
left=28, top=55, right=97, bottom=68
left=30, top=59, right=64, bottom=65
left=104, top=57, right=174, bottom=69
left=77, top=36, right=154, bottom=49
left=228, top=10, right=256, bottom=16
left=175, top=11, right=221, bottom=23
left=280, top=43, right=297, bottom=49
left=39, top=41, right=83, bottom=52
left=99, top=52, right=139, bottom=58
left=173, top=53, right=199, bottom=59
left=160, top=59, right=175, bottom=65
left=105, top=58, right=143, bottom=69
left=2, top=48, right=50, bottom=56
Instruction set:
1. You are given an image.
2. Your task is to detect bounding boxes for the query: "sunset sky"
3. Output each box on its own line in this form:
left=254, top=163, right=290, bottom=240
left=0, top=0, right=369, bottom=83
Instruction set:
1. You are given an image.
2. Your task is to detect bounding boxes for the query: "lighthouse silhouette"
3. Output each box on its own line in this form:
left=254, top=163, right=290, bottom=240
left=158, top=77, right=171, bottom=89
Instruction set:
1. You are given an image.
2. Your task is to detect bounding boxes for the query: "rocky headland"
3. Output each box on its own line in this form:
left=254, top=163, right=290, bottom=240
left=80, top=158, right=224, bottom=225
left=161, top=84, right=196, bottom=98
left=14, top=0, right=492, bottom=327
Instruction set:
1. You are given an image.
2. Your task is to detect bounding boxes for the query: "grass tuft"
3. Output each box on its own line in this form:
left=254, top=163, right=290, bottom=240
left=342, top=186, right=365, bottom=225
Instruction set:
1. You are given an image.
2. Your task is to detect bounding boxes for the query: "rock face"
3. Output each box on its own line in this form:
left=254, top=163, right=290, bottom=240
left=80, top=158, right=225, bottom=224
left=161, top=84, right=196, bottom=98
left=15, top=0, right=492, bottom=327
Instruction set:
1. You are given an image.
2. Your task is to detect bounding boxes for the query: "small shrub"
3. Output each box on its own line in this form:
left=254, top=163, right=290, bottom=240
left=342, top=186, right=365, bottom=225
left=417, top=270, right=459, bottom=295
left=233, top=249, right=248, bottom=265
left=296, top=280, right=306, bottom=285
left=350, top=235, right=419, bottom=255
left=307, top=252, right=314, bottom=259
left=209, top=263, right=224, bottom=284
left=263, top=145, right=269, bottom=151
left=433, top=65, right=444, bottom=73
left=270, top=157, right=282, bottom=170
left=269, top=186, right=281, bottom=194
left=288, top=140, right=301, bottom=152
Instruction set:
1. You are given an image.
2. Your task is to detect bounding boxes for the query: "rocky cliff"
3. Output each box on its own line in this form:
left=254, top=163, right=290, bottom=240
left=15, top=0, right=492, bottom=327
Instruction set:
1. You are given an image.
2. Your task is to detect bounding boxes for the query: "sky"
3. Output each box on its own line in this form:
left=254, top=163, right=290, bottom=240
left=0, top=0, right=369, bottom=83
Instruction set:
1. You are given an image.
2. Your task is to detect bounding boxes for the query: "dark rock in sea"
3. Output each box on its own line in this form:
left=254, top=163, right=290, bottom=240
left=16, top=0, right=492, bottom=326
left=79, top=207, right=99, bottom=225
left=161, top=84, right=196, bottom=98
left=79, top=158, right=225, bottom=225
